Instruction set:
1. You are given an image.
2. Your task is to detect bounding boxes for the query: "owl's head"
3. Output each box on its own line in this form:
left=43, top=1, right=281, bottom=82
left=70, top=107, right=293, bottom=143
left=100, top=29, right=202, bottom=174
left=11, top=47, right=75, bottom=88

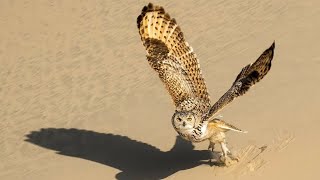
left=172, top=111, right=197, bottom=131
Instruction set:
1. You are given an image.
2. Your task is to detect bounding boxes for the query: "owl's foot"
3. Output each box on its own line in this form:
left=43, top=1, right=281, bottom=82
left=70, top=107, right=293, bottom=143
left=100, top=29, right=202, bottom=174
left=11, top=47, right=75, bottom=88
left=207, top=141, right=239, bottom=166
left=219, top=153, right=239, bottom=166
left=208, top=142, right=216, bottom=166
left=208, top=141, right=215, bottom=151
left=220, top=142, right=239, bottom=166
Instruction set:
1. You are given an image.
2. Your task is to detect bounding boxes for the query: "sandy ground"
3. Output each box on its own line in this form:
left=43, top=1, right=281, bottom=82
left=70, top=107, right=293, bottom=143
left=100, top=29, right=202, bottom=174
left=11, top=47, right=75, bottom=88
left=1, top=0, right=320, bottom=179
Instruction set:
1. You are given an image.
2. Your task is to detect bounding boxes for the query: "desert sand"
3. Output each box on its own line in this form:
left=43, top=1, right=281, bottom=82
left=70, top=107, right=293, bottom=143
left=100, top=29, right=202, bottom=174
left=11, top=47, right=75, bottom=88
left=1, top=0, right=320, bottom=179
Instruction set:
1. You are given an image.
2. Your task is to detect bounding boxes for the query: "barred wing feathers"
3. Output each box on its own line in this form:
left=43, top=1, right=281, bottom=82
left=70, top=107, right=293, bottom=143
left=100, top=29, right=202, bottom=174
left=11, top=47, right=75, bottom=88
left=137, top=3, right=211, bottom=110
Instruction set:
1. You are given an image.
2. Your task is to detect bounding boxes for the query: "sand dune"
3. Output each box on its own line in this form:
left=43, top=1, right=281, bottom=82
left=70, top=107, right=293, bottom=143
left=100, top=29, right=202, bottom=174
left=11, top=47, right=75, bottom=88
left=1, top=0, right=320, bottom=179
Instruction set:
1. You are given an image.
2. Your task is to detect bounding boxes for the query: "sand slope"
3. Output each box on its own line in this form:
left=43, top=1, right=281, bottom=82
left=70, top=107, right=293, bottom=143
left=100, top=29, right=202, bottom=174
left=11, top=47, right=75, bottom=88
left=1, top=0, right=320, bottom=179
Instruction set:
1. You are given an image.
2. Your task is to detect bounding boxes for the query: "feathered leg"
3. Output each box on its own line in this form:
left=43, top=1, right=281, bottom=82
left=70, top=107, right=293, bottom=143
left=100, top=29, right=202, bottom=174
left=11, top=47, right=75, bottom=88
left=208, top=141, right=216, bottom=166
left=220, top=140, right=239, bottom=166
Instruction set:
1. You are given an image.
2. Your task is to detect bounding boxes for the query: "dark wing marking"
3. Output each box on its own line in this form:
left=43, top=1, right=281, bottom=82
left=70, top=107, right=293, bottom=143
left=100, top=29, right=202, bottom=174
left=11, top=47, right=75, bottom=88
left=204, top=42, right=275, bottom=120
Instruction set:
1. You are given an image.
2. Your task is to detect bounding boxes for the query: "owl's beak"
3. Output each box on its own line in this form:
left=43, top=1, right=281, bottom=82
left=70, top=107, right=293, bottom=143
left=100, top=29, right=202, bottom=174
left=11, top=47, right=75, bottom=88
left=182, top=121, right=186, bottom=127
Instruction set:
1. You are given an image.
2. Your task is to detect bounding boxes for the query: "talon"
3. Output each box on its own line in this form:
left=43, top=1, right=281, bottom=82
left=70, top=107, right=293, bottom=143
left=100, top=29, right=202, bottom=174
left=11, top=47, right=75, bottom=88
left=227, top=152, right=239, bottom=161
left=208, top=142, right=215, bottom=151
left=229, top=154, right=240, bottom=162
left=208, top=158, right=213, bottom=167
left=219, top=141, right=239, bottom=166
left=219, top=155, right=238, bottom=166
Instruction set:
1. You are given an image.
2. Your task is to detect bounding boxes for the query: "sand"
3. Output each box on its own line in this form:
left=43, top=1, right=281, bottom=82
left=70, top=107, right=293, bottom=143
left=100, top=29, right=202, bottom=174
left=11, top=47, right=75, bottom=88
left=1, top=0, right=320, bottom=179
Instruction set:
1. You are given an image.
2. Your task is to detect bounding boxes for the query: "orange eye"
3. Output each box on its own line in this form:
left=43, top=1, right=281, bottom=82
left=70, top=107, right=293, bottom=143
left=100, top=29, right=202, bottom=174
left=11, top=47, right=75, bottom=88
left=187, top=117, right=192, bottom=121
left=177, top=117, right=182, bottom=122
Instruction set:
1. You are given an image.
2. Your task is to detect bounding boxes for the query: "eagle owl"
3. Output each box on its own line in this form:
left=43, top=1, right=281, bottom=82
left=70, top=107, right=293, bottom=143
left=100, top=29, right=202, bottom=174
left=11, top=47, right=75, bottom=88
left=137, top=3, right=275, bottom=166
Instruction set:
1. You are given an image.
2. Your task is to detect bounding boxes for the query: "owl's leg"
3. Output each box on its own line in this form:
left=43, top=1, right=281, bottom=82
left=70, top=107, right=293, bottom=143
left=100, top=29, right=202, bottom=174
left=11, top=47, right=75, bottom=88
left=208, top=141, right=216, bottom=166
left=220, top=141, right=239, bottom=166
left=208, top=141, right=215, bottom=151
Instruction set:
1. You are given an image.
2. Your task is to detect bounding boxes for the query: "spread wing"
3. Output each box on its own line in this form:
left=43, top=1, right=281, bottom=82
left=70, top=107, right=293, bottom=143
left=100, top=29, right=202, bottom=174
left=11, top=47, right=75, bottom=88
left=137, top=3, right=211, bottom=110
left=204, top=42, right=275, bottom=120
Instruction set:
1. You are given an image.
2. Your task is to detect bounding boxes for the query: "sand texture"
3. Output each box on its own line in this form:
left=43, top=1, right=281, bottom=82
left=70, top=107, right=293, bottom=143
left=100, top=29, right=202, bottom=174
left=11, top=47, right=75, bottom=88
left=1, top=0, right=320, bottom=179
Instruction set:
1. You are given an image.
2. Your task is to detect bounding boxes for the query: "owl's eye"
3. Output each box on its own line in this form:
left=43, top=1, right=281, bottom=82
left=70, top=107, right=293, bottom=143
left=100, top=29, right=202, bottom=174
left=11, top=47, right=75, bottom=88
left=177, top=117, right=182, bottom=122
left=187, top=117, right=192, bottom=121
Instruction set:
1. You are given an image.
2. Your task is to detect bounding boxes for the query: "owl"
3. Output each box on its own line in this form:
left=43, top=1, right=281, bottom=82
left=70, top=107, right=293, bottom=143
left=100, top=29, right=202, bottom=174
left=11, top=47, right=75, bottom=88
left=137, top=3, right=275, bottom=166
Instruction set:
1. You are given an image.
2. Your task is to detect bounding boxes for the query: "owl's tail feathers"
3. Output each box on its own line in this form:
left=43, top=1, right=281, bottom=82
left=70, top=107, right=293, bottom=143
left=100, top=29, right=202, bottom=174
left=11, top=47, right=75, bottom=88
left=209, top=119, right=248, bottom=133
left=137, top=3, right=190, bottom=57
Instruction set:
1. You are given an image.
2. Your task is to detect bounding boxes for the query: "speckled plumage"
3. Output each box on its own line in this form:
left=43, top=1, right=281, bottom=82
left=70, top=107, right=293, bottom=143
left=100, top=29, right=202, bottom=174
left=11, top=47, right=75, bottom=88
left=137, top=3, right=275, bottom=166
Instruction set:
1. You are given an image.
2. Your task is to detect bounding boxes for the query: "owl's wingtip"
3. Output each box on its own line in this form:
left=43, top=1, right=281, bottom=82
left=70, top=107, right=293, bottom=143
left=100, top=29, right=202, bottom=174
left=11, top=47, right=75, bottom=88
left=137, top=3, right=166, bottom=29
left=270, top=41, right=275, bottom=50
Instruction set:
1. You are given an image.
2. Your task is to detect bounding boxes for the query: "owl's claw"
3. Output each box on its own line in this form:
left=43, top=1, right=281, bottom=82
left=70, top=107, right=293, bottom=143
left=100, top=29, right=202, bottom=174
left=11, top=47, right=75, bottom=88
left=208, top=142, right=215, bottom=151
left=220, top=142, right=239, bottom=166
left=208, top=142, right=218, bottom=166
left=227, top=151, right=239, bottom=161
left=207, top=140, right=239, bottom=166
left=219, top=155, right=238, bottom=166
